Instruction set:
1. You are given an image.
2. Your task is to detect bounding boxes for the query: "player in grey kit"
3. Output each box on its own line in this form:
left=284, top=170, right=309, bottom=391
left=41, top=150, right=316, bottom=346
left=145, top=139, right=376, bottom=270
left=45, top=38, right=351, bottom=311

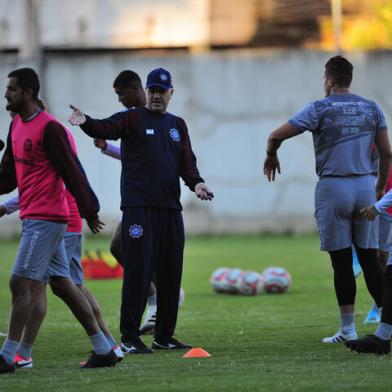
left=263, top=55, right=392, bottom=343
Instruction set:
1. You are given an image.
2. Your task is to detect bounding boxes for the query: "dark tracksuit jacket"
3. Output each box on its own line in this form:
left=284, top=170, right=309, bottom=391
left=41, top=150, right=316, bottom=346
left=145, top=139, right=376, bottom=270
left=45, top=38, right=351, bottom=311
left=80, top=106, right=204, bottom=342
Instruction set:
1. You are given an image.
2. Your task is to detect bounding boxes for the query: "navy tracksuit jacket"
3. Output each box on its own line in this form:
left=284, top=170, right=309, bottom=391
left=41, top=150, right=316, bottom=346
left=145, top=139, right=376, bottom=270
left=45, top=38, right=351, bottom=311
left=81, top=107, right=204, bottom=342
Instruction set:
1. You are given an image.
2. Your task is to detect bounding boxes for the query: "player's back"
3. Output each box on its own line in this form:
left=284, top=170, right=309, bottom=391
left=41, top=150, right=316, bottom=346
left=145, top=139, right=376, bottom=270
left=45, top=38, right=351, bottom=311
left=312, top=93, right=386, bottom=177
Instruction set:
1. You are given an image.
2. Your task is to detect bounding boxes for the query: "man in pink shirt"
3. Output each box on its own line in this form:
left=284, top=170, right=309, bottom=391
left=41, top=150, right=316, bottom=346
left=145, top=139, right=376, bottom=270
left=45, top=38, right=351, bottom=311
left=0, top=125, right=124, bottom=368
left=0, top=68, right=117, bottom=373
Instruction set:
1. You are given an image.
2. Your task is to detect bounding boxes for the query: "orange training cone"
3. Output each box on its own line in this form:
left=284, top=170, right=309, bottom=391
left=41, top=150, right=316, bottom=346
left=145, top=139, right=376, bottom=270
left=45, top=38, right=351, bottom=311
left=182, top=348, right=211, bottom=358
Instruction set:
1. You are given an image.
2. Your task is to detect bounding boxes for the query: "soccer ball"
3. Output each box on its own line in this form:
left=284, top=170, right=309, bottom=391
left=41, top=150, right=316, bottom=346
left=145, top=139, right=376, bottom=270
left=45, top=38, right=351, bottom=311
left=210, top=267, right=231, bottom=293
left=221, top=268, right=244, bottom=294
left=237, top=271, right=265, bottom=295
left=262, top=267, right=292, bottom=294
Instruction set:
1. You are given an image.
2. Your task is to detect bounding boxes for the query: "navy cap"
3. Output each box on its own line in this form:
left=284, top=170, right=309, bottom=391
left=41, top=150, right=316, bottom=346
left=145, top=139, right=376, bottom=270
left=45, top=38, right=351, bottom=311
left=146, top=68, right=173, bottom=90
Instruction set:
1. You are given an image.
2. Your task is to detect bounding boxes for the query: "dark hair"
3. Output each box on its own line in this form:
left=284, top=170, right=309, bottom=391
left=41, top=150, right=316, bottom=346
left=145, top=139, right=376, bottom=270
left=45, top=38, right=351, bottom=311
left=8, top=68, right=40, bottom=99
left=113, top=70, right=142, bottom=88
left=36, top=97, right=48, bottom=111
left=325, top=56, right=353, bottom=87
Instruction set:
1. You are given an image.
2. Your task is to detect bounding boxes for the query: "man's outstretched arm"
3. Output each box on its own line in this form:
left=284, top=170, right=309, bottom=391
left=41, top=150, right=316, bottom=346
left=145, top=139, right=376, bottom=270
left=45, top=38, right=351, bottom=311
left=69, top=105, right=137, bottom=140
left=263, top=122, right=299, bottom=182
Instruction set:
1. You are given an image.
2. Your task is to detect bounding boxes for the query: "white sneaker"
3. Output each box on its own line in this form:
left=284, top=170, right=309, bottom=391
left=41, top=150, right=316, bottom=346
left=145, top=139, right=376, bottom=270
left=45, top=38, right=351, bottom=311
left=14, top=354, right=33, bottom=369
left=139, top=308, right=156, bottom=335
left=322, top=330, right=358, bottom=343
left=113, top=345, right=124, bottom=362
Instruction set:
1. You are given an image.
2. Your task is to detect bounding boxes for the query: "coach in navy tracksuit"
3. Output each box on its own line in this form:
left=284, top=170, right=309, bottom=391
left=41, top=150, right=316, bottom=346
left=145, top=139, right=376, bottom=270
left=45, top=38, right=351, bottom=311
left=69, top=68, right=214, bottom=353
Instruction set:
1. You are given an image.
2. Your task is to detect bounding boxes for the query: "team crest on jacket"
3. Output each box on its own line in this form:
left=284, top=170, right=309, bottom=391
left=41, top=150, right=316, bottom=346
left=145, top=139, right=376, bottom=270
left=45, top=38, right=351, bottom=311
left=129, top=224, right=143, bottom=238
left=24, top=138, right=32, bottom=152
left=170, top=128, right=180, bottom=142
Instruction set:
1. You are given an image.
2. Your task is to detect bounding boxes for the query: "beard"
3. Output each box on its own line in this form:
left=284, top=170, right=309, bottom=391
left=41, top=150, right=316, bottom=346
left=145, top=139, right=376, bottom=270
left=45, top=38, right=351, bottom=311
left=6, top=100, right=23, bottom=113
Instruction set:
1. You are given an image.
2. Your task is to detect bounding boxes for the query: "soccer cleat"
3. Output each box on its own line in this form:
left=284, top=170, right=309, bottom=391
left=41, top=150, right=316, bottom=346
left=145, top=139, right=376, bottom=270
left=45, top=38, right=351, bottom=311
left=345, top=334, right=391, bottom=355
left=152, top=338, right=192, bottom=350
left=120, top=339, right=153, bottom=354
left=113, top=345, right=124, bottom=362
left=80, top=349, right=117, bottom=369
left=14, top=354, right=33, bottom=369
left=79, top=346, right=124, bottom=367
left=139, top=311, right=156, bottom=336
left=363, top=307, right=381, bottom=324
left=322, top=330, right=358, bottom=343
left=0, top=355, right=16, bottom=374
left=0, top=332, right=7, bottom=337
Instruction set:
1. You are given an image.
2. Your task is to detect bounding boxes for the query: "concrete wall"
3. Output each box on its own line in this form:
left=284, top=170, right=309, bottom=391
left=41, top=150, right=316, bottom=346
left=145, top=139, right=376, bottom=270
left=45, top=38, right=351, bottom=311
left=1, top=49, right=391, bottom=235
left=0, top=0, right=209, bottom=49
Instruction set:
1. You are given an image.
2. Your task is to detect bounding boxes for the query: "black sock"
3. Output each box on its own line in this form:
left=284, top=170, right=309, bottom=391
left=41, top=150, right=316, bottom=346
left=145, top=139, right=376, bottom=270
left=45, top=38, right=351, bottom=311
left=356, top=247, right=384, bottom=308
left=329, top=247, right=356, bottom=306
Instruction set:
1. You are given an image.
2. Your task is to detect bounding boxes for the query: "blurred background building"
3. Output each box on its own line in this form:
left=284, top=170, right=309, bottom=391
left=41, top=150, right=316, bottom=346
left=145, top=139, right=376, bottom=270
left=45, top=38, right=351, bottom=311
left=0, top=0, right=391, bottom=236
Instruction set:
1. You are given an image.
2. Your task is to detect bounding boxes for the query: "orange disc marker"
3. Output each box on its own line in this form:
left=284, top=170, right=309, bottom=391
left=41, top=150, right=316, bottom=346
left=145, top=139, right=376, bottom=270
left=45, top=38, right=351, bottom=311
left=182, top=348, right=211, bottom=358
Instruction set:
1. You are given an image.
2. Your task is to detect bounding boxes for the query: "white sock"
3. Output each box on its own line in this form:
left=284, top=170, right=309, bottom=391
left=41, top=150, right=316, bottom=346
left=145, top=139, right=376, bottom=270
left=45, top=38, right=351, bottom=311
left=147, top=294, right=157, bottom=307
left=340, top=313, right=355, bottom=334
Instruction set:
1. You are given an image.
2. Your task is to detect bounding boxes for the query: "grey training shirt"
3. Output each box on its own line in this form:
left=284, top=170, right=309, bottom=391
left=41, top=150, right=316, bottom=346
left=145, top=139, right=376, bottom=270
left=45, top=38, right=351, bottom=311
left=288, top=93, right=387, bottom=177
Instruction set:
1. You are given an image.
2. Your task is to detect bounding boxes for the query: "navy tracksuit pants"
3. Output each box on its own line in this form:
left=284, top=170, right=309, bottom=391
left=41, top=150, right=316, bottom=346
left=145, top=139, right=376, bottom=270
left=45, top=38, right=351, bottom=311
left=120, top=207, right=185, bottom=343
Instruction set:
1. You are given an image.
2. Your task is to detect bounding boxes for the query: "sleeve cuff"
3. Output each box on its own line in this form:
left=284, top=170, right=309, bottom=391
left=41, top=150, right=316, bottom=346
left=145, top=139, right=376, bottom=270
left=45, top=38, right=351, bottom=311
left=374, top=203, right=384, bottom=214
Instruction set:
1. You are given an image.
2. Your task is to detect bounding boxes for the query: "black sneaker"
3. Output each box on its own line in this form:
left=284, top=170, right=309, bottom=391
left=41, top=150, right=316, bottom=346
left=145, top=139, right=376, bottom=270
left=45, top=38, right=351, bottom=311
left=80, top=350, right=117, bottom=368
left=152, top=338, right=192, bottom=350
left=120, top=339, right=153, bottom=354
left=0, top=355, right=16, bottom=374
left=345, top=334, right=391, bottom=355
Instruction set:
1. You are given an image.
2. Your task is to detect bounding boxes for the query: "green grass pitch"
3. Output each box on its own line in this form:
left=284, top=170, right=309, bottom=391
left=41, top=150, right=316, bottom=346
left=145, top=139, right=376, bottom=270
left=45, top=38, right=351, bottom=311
left=1, top=235, right=392, bottom=391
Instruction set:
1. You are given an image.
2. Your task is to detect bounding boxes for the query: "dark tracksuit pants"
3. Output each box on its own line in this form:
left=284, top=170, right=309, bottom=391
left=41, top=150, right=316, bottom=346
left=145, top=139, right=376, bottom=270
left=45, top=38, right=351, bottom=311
left=120, top=207, right=185, bottom=343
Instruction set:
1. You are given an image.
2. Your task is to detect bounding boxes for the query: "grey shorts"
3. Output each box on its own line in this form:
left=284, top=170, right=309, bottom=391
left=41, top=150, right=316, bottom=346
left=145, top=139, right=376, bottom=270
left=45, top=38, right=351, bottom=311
left=12, top=219, right=69, bottom=282
left=315, top=175, right=379, bottom=251
left=64, top=232, right=84, bottom=286
left=379, top=213, right=392, bottom=253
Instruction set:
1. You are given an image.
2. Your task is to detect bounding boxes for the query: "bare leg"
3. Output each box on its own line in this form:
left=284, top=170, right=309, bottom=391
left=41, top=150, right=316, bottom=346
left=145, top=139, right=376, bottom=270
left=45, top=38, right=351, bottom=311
left=75, top=285, right=121, bottom=358
left=20, top=281, right=47, bottom=345
left=49, top=277, right=100, bottom=335
left=0, top=276, right=36, bottom=366
left=110, top=222, right=122, bottom=265
left=49, top=277, right=114, bottom=360
left=78, top=285, right=110, bottom=336
left=7, top=276, right=33, bottom=342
